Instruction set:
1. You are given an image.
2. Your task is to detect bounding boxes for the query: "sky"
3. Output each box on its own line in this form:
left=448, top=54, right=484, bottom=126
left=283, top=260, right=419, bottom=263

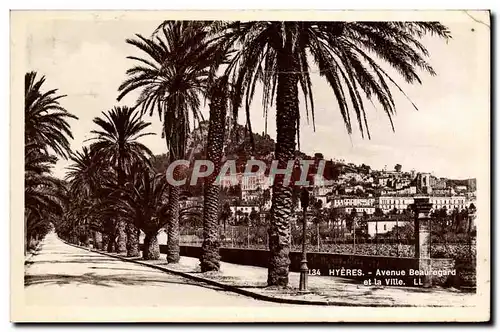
left=21, top=11, right=490, bottom=180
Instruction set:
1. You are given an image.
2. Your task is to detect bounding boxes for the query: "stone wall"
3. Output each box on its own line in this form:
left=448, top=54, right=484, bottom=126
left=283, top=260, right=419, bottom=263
left=170, top=246, right=457, bottom=287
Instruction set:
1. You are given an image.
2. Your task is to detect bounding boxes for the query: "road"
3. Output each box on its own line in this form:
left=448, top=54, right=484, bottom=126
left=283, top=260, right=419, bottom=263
left=24, top=233, right=286, bottom=307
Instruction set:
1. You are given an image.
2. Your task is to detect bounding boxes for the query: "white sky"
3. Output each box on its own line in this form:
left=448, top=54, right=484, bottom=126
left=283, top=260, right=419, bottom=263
left=22, top=11, right=490, bottom=180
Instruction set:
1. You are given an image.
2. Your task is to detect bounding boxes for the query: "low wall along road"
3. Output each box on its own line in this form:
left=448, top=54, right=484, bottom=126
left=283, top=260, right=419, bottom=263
left=151, top=245, right=458, bottom=287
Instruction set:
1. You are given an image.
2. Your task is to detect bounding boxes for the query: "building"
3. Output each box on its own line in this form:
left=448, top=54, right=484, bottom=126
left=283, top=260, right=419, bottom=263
left=416, top=173, right=432, bottom=194
left=241, top=189, right=260, bottom=202
left=366, top=219, right=411, bottom=238
left=331, top=196, right=375, bottom=208
left=230, top=205, right=261, bottom=216
left=376, top=196, right=414, bottom=213
left=433, top=178, right=447, bottom=189
left=180, top=196, right=203, bottom=209
left=340, top=172, right=364, bottom=183
left=337, top=206, right=376, bottom=215
left=429, top=195, right=467, bottom=212
left=241, top=172, right=271, bottom=191
left=378, top=177, right=390, bottom=187
left=312, top=174, right=335, bottom=196
left=432, top=188, right=455, bottom=196
left=381, top=186, right=417, bottom=196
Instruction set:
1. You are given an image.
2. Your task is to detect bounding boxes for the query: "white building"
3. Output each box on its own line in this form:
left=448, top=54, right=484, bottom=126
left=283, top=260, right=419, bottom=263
left=342, top=206, right=376, bottom=215
left=230, top=205, right=261, bottom=215
left=376, top=195, right=468, bottom=214
left=219, top=173, right=241, bottom=188
left=377, top=196, right=414, bottom=213
left=367, top=219, right=411, bottom=238
left=429, top=196, right=467, bottom=212
left=241, top=172, right=271, bottom=191
left=381, top=186, right=417, bottom=196
left=241, top=190, right=260, bottom=202
left=331, top=197, right=375, bottom=208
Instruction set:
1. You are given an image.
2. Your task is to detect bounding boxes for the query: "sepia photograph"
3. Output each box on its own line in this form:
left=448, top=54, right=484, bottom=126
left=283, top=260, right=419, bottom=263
left=10, top=9, right=491, bottom=322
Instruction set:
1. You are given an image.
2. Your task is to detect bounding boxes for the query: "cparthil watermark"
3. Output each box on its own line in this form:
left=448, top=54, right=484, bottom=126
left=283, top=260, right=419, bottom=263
left=164, top=159, right=334, bottom=187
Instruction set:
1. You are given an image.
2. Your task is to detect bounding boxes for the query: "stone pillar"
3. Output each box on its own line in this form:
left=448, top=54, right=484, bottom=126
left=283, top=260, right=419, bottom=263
left=412, top=197, right=433, bottom=287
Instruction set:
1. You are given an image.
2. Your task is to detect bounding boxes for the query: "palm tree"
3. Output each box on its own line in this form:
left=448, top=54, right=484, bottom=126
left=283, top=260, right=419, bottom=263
left=65, top=146, right=116, bottom=250
left=114, top=162, right=169, bottom=260
left=89, top=106, right=154, bottom=256
left=24, top=145, right=66, bottom=253
left=214, top=21, right=450, bottom=286
left=24, top=71, right=75, bottom=253
left=200, top=77, right=230, bottom=271
left=117, top=21, right=226, bottom=263
left=25, top=71, right=77, bottom=159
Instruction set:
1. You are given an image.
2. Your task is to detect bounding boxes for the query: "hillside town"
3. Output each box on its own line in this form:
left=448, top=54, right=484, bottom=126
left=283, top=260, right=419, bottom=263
left=173, top=161, right=477, bottom=244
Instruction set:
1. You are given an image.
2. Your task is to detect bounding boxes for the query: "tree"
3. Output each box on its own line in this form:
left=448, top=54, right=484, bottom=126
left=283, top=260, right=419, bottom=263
left=25, top=145, right=67, bottom=253
left=24, top=71, right=75, bottom=253
left=25, top=71, right=77, bottom=159
left=374, top=207, right=385, bottom=217
left=65, top=146, right=116, bottom=251
left=394, top=164, right=402, bottom=172
left=216, top=21, right=450, bottom=286
left=219, top=201, right=232, bottom=243
left=200, top=77, right=230, bottom=271
left=89, top=106, right=154, bottom=256
left=118, top=21, right=223, bottom=263
left=311, top=199, right=325, bottom=251
left=348, top=208, right=358, bottom=232
left=115, top=164, right=169, bottom=260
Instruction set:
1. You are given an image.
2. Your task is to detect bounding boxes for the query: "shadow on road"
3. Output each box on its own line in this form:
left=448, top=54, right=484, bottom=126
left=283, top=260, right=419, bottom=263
left=23, top=270, right=227, bottom=293
left=25, top=259, right=122, bottom=265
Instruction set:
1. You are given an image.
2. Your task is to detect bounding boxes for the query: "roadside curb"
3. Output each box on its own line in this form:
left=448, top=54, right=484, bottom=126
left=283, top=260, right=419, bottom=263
left=61, top=240, right=453, bottom=307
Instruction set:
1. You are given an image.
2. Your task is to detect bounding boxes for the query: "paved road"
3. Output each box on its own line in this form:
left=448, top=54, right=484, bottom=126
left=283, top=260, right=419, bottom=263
left=24, top=233, right=286, bottom=307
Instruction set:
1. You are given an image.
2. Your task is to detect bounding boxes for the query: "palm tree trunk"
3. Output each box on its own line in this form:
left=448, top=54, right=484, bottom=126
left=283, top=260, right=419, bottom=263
left=116, top=220, right=127, bottom=254
left=92, top=231, right=99, bottom=250
left=127, top=222, right=140, bottom=257
left=116, top=160, right=128, bottom=255
left=107, top=235, right=115, bottom=253
left=200, top=81, right=226, bottom=272
left=102, top=233, right=109, bottom=251
left=143, top=231, right=160, bottom=260
left=166, top=184, right=180, bottom=263
left=267, top=45, right=299, bottom=287
left=317, top=223, right=320, bottom=251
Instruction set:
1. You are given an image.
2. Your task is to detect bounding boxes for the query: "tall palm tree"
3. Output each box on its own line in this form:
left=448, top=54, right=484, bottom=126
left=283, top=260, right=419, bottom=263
left=24, top=71, right=75, bottom=253
left=215, top=21, right=451, bottom=286
left=89, top=106, right=154, bottom=256
left=25, top=71, right=77, bottom=159
left=199, top=77, right=229, bottom=271
left=114, top=162, right=169, bottom=260
left=25, top=144, right=66, bottom=253
left=117, top=21, right=226, bottom=263
left=65, top=146, right=116, bottom=250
